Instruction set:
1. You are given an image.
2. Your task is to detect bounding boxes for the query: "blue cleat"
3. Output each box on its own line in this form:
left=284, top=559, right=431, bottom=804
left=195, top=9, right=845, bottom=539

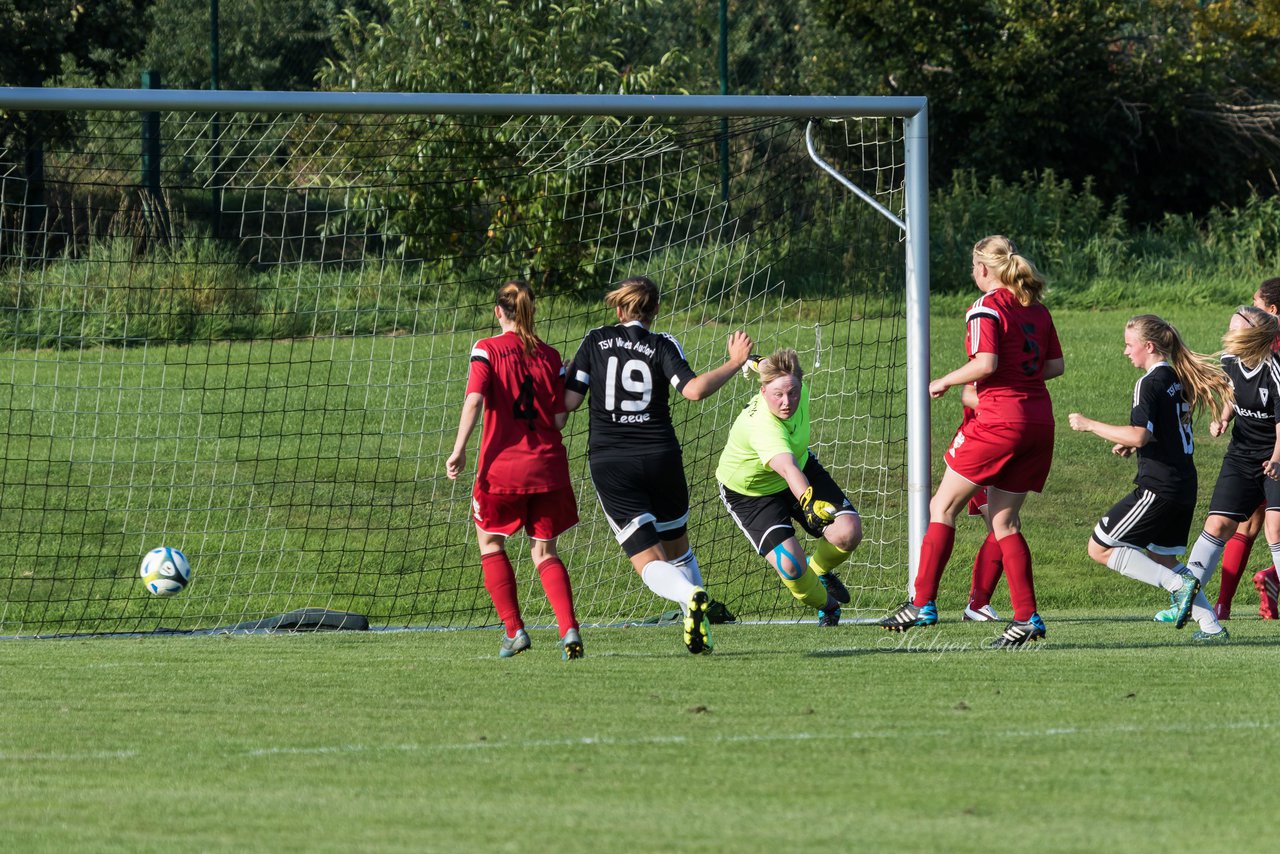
left=560, top=627, right=584, bottom=660
left=990, top=613, right=1047, bottom=648
left=1190, top=627, right=1229, bottom=644
left=818, top=571, right=851, bottom=605
left=1170, top=575, right=1200, bottom=630
left=878, top=600, right=938, bottom=632
left=499, top=628, right=531, bottom=658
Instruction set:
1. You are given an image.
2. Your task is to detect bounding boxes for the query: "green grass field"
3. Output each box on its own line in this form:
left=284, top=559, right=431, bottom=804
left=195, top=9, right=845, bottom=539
left=1, top=617, right=1271, bottom=852
left=2, top=302, right=1272, bottom=851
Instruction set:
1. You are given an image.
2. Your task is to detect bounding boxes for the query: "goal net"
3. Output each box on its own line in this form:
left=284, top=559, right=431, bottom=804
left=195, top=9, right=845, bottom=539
left=0, top=90, right=927, bottom=637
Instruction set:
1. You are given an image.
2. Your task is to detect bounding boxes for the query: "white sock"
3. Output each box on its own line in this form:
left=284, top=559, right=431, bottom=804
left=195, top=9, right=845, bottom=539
left=1185, top=531, right=1226, bottom=584
left=1106, top=547, right=1182, bottom=591
left=641, top=560, right=698, bottom=609
left=1193, top=593, right=1221, bottom=632
left=1268, top=542, right=1280, bottom=574
left=670, top=548, right=704, bottom=588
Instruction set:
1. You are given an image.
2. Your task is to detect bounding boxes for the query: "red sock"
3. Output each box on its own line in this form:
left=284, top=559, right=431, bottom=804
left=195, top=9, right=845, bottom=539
left=969, top=532, right=1004, bottom=608
left=481, top=551, right=523, bottom=635
left=912, top=522, right=956, bottom=606
left=1217, top=532, right=1254, bottom=614
left=536, top=557, right=579, bottom=636
left=997, top=532, right=1036, bottom=621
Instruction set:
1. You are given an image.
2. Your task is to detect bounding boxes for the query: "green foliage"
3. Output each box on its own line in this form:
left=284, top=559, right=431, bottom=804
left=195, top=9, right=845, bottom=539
left=311, top=1, right=699, bottom=282
left=134, top=0, right=348, bottom=90
left=931, top=170, right=1128, bottom=292
left=0, top=0, right=150, bottom=153
left=320, top=0, right=692, bottom=95
left=3, top=233, right=258, bottom=347
left=809, top=0, right=1280, bottom=220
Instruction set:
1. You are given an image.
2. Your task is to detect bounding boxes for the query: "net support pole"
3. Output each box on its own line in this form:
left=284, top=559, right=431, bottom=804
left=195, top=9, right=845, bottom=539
left=805, top=108, right=930, bottom=593
left=903, top=105, right=930, bottom=592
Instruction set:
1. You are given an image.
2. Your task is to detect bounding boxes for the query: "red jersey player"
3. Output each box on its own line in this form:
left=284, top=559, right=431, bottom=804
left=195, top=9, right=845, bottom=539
left=446, top=280, right=583, bottom=660
left=957, top=384, right=1005, bottom=623
left=879, top=235, right=1065, bottom=647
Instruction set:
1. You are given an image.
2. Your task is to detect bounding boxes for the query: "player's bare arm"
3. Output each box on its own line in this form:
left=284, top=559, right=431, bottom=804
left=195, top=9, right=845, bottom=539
left=929, top=352, right=997, bottom=399
left=1043, top=356, right=1066, bottom=380
left=767, top=452, right=813, bottom=504
left=1264, top=423, right=1280, bottom=481
left=446, top=392, right=485, bottom=480
left=680, top=330, right=754, bottom=401
left=1067, top=412, right=1152, bottom=449
left=1210, top=401, right=1234, bottom=437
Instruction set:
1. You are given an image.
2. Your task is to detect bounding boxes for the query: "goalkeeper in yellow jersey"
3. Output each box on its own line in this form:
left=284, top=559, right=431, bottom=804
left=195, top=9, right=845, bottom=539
left=715, top=348, right=861, bottom=625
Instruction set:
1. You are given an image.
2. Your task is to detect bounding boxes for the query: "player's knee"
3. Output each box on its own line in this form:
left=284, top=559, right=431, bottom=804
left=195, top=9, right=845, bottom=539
left=769, top=542, right=806, bottom=580
left=1086, top=537, right=1110, bottom=566
left=530, top=540, right=558, bottom=564
left=829, top=515, right=862, bottom=551
left=928, top=495, right=963, bottom=526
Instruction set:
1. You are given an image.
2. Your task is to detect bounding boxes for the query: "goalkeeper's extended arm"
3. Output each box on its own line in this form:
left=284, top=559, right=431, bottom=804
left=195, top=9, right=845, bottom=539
left=767, top=453, right=835, bottom=529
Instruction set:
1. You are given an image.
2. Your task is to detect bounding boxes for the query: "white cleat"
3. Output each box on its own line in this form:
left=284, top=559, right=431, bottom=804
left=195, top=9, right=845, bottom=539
left=963, top=602, right=1000, bottom=622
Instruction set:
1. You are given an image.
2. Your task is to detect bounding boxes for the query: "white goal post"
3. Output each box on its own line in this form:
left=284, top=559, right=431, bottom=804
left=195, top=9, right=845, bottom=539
left=0, top=87, right=929, bottom=635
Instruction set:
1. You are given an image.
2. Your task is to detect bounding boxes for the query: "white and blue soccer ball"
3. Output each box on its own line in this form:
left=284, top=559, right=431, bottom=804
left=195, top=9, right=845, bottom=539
left=139, top=546, right=192, bottom=596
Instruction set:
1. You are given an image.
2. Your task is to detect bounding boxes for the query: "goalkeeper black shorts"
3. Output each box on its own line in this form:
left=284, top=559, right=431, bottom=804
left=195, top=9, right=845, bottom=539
left=718, top=453, right=857, bottom=555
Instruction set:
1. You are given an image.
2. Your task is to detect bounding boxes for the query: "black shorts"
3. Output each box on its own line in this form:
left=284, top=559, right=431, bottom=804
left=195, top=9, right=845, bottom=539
left=589, top=447, right=689, bottom=557
left=718, top=454, right=858, bottom=555
left=1091, top=488, right=1195, bottom=556
left=1208, top=452, right=1280, bottom=520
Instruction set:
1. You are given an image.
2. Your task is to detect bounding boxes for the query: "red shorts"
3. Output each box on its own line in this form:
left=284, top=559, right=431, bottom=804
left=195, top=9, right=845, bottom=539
left=967, top=488, right=989, bottom=517
left=945, top=419, right=1054, bottom=494
left=472, top=485, right=579, bottom=540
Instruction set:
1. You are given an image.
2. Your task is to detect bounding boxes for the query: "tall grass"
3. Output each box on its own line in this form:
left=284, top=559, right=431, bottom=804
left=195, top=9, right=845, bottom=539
left=10, top=173, right=1277, bottom=350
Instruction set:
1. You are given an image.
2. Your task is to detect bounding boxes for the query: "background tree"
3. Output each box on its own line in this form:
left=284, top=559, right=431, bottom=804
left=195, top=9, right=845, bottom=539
left=135, top=0, right=359, bottom=91
left=315, top=0, right=694, bottom=285
left=0, top=0, right=152, bottom=228
left=809, top=0, right=1280, bottom=220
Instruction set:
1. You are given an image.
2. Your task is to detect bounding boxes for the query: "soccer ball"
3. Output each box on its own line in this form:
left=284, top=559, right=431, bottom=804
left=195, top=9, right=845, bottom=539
left=140, top=546, right=192, bottom=596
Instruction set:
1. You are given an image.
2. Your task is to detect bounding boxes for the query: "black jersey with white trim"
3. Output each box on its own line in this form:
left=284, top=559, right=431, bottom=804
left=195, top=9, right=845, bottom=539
left=1224, top=354, right=1280, bottom=461
left=566, top=321, right=697, bottom=455
left=1130, top=363, right=1196, bottom=501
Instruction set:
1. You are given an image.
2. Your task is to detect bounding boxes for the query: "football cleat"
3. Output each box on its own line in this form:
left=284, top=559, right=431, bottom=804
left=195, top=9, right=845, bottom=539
left=560, top=627, right=584, bottom=661
left=1170, top=574, right=1200, bottom=630
left=963, top=602, right=999, bottom=622
left=1254, top=568, right=1279, bottom=620
left=1214, top=600, right=1231, bottom=621
left=817, top=607, right=841, bottom=627
left=1153, top=591, right=1178, bottom=624
left=1191, top=627, right=1230, bottom=644
left=989, top=613, right=1047, bottom=648
left=684, top=588, right=713, bottom=654
left=878, top=600, right=938, bottom=632
left=499, top=628, right=531, bottom=658
left=818, top=571, right=851, bottom=605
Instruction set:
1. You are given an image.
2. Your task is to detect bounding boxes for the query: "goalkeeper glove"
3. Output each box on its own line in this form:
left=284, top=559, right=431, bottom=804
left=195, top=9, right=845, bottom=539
left=741, top=353, right=763, bottom=378
left=799, top=486, right=836, bottom=530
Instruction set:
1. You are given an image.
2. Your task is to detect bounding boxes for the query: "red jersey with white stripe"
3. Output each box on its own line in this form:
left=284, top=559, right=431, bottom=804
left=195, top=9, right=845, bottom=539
left=964, top=287, right=1061, bottom=425
left=465, top=331, right=571, bottom=494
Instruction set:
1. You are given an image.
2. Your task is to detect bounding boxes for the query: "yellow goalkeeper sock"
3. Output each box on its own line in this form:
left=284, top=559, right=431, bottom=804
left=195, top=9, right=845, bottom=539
left=809, top=539, right=851, bottom=576
left=781, top=567, right=829, bottom=610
